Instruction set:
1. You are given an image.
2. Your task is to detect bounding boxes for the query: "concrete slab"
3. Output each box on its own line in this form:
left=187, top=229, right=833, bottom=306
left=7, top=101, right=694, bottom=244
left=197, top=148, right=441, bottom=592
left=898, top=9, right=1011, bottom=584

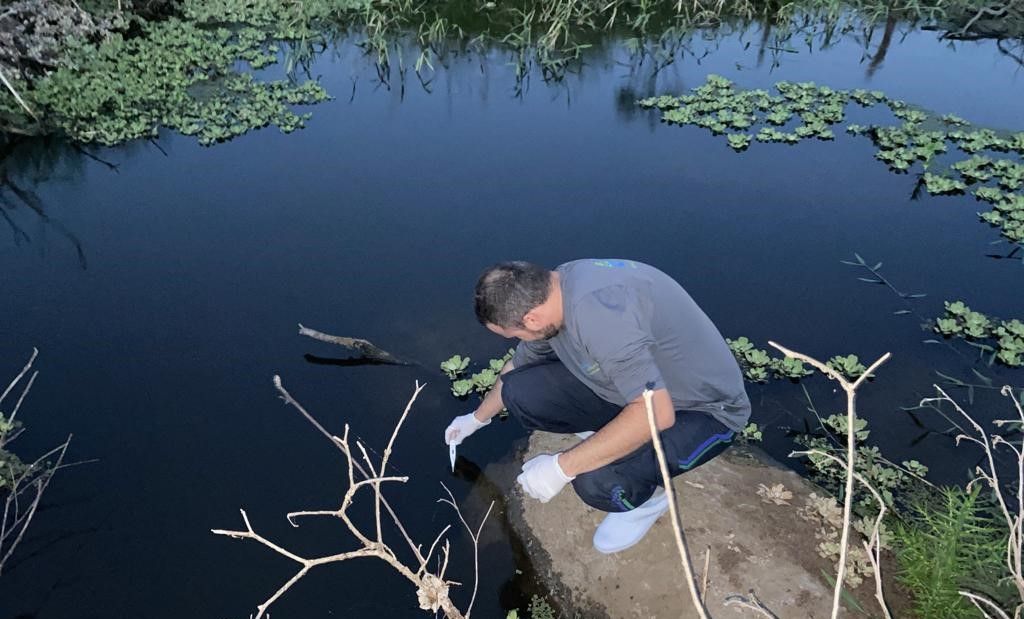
left=496, top=432, right=905, bottom=619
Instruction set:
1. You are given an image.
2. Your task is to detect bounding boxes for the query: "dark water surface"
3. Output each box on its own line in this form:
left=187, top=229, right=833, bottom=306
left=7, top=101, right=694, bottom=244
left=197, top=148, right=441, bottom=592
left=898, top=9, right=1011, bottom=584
left=2, top=22, right=1023, bottom=619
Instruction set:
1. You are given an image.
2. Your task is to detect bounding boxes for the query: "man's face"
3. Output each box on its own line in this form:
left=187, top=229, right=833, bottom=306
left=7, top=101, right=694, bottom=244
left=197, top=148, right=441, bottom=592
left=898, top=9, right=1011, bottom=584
left=486, top=322, right=560, bottom=342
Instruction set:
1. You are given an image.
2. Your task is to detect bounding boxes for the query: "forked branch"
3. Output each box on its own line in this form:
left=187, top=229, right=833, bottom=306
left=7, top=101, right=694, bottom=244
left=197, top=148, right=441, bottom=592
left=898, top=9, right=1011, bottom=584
left=769, top=341, right=891, bottom=619
left=213, top=378, right=491, bottom=619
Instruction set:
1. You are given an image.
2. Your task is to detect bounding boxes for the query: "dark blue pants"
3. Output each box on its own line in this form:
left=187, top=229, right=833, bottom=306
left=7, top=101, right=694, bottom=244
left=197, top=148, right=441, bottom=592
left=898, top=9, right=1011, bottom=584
left=502, top=360, right=735, bottom=513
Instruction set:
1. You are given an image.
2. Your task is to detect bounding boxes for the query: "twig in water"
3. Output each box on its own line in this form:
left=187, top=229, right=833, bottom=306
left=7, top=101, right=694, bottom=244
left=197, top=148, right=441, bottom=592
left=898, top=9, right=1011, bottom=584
left=840, top=253, right=926, bottom=304
left=297, top=323, right=413, bottom=365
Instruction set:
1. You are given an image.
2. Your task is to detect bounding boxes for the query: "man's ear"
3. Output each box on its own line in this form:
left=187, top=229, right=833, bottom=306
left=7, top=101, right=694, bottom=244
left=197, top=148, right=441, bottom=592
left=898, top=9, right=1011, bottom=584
left=522, top=309, right=542, bottom=330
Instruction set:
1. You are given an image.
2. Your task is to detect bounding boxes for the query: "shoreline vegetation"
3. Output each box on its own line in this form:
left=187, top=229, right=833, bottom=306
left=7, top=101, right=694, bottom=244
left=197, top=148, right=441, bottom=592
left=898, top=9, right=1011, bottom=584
left=0, top=0, right=1022, bottom=146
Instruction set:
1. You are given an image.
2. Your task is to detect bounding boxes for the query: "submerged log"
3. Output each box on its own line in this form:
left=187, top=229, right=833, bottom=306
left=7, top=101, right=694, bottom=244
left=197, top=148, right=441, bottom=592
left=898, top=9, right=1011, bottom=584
left=297, top=324, right=414, bottom=366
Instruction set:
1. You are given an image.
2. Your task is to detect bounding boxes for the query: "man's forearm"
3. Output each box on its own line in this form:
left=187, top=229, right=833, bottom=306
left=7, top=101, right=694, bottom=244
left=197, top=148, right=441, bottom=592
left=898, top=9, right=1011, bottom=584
left=557, top=388, right=674, bottom=478
left=473, top=360, right=514, bottom=422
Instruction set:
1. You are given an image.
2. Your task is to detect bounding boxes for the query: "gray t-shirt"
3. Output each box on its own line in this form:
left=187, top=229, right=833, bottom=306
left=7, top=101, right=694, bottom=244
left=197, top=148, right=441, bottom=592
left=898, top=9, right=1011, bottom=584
left=511, top=259, right=750, bottom=432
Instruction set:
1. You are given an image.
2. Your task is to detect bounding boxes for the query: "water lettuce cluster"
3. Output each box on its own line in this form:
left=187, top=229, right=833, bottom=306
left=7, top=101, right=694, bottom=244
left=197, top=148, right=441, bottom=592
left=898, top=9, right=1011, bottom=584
left=640, top=76, right=847, bottom=150
left=3, top=0, right=360, bottom=146
left=441, top=349, right=514, bottom=397
left=642, top=76, right=1024, bottom=248
left=934, top=301, right=1024, bottom=367
left=727, top=336, right=815, bottom=382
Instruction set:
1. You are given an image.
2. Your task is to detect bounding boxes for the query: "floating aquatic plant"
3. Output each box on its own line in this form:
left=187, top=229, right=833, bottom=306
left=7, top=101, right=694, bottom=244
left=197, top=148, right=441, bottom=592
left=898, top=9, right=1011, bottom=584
left=727, top=336, right=773, bottom=382
left=639, top=76, right=856, bottom=151
left=443, top=348, right=514, bottom=398
left=850, top=89, right=886, bottom=107
left=953, top=155, right=997, bottom=183
left=933, top=301, right=1024, bottom=367
left=977, top=192, right=1024, bottom=243
left=6, top=0, right=347, bottom=146
left=451, top=379, right=474, bottom=397
left=643, top=75, right=1024, bottom=251
left=796, top=413, right=929, bottom=518
left=470, top=368, right=498, bottom=393
left=440, top=354, right=470, bottom=379
left=727, top=336, right=814, bottom=382
left=774, top=356, right=814, bottom=379
left=950, top=128, right=1010, bottom=154
left=826, top=354, right=869, bottom=379
left=923, top=173, right=967, bottom=195
left=740, top=422, right=763, bottom=442
left=727, top=133, right=751, bottom=151
left=756, top=127, right=800, bottom=144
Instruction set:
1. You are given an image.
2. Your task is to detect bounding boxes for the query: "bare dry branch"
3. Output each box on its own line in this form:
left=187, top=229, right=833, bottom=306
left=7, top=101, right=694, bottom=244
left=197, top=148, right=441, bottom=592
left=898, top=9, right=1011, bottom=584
left=439, top=482, right=494, bottom=618
left=769, top=342, right=890, bottom=619
left=642, top=388, right=711, bottom=619
left=792, top=448, right=892, bottom=619
left=6, top=370, right=37, bottom=428
left=0, top=435, right=71, bottom=576
left=0, top=347, right=37, bottom=407
left=215, top=378, right=481, bottom=619
left=961, top=590, right=1012, bottom=619
left=272, top=376, right=422, bottom=561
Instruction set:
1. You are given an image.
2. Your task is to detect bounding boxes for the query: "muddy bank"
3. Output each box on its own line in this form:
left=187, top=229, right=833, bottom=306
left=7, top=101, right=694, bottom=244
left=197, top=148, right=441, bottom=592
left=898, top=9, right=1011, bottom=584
left=489, top=432, right=909, bottom=618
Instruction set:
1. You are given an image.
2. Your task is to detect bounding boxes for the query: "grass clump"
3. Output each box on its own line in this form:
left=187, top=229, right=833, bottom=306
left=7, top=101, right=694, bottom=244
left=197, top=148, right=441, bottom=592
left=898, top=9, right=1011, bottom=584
left=894, top=486, right=1009, bottom=619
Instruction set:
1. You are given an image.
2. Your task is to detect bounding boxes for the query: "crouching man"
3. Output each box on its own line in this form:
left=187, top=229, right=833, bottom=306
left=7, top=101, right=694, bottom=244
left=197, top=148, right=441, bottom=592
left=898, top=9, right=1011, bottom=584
left=445, top=259, right=750, bottom=554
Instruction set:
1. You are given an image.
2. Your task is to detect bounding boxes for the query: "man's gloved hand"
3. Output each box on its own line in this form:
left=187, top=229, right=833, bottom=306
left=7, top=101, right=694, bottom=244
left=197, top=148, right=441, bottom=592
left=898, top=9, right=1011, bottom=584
left=444, top=411, right=490, bottom=446
left=516, top=453, right=575, bottom=503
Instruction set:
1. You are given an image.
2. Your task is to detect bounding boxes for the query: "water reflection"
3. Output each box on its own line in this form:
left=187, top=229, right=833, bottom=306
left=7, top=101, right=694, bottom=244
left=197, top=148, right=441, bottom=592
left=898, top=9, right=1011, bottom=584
left=0, top=137, right=92, bottom=268
left=866, top=12, right=899, bottom=77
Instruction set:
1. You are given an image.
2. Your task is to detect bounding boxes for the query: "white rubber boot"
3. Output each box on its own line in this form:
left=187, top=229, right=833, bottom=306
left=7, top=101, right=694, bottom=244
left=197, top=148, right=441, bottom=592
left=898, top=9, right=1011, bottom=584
left=592, top=487, right=669, bottom=554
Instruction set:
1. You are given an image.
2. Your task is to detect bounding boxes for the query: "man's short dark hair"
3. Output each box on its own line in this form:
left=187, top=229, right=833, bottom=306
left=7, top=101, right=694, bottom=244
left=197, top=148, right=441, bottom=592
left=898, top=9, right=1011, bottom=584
left=474, top=261, right=552, bottom=328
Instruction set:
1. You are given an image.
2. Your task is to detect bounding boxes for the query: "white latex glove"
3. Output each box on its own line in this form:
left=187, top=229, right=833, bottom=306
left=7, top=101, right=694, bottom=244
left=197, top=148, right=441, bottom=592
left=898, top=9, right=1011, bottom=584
left=444, top=411, right=490, bottom=446
left=516, top=453, right=575, bottom=503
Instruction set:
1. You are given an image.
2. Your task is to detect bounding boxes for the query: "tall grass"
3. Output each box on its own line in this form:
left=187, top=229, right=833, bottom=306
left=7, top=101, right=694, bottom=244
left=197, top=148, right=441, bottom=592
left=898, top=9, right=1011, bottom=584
left=894, top=486, right=1009, bottom=619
